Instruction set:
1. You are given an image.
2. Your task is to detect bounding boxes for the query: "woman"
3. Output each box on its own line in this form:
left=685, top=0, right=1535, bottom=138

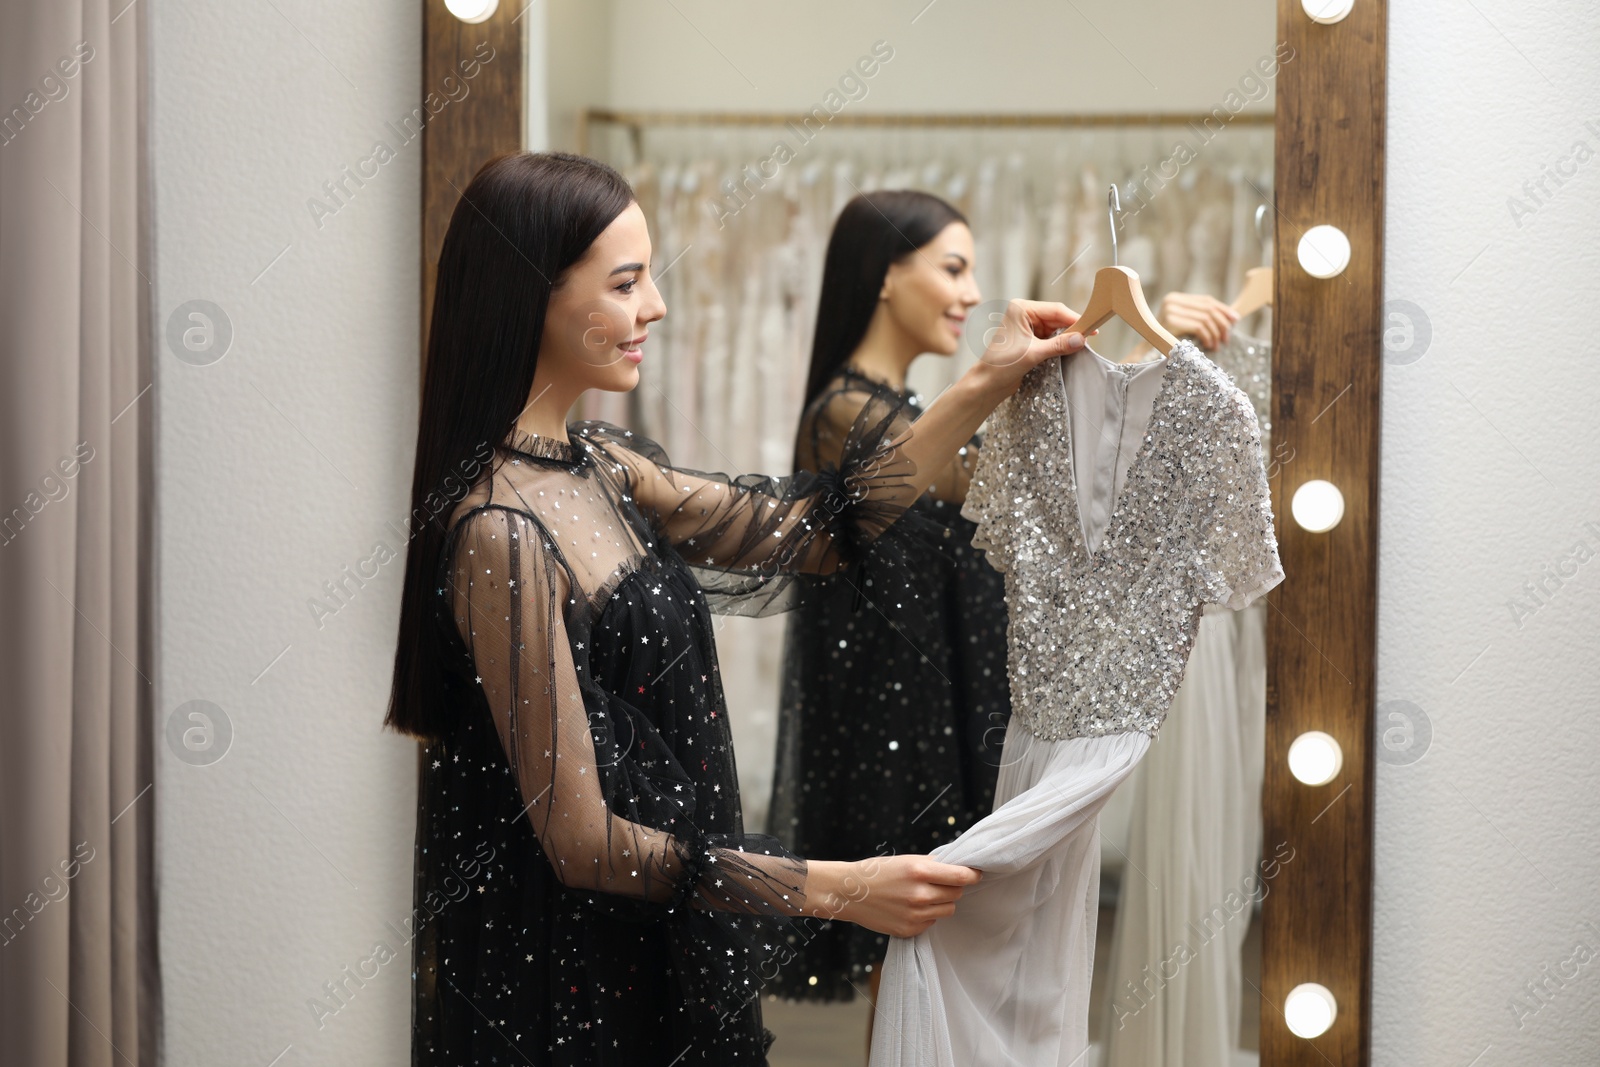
left=767, top=191, right=1009, bottom=1017
left=383, top=152, right=1086, bottom=1066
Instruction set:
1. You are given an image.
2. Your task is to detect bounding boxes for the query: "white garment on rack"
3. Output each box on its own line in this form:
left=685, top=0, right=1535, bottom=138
left=1098, top=604, right=1251, bottom=1067
left=1093, top=326, right=1275, bottom=1066
left=1182, top=175, right=1232, bottom=299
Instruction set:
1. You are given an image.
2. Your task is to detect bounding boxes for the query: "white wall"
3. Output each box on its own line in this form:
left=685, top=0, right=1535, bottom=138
left=598, top=0, right=1272, bottom=115
left=544, top=0, right=1277, bottom=152
left=1376, top=0, right=1600, bottom=1061
left=545, top=0, right=610, bottom=152
left=151, top=2, right=422, bottom=1064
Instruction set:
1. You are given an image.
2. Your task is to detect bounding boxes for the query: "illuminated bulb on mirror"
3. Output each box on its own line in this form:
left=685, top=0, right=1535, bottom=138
left=1288, top=731, right=1343, bottom=785
left=1302, top=0, right=1356, bottom=23
left=445, top=0, right=497, bottom=23
left=1291, top=479, right=1345, bottom=532
left=1284, top=983, right=1338, bottom=1038
left=1297, top=224, right=1351, bottom=278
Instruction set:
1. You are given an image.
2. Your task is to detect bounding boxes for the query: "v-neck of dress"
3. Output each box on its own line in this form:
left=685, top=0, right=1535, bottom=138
left=1054, top=342, right=1185, bottom=565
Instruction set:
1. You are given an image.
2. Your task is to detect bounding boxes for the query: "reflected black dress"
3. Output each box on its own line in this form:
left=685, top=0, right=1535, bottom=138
left=409, top=392, right=919, bottom=1066
left=766, top=367, right=1011, bottom=1002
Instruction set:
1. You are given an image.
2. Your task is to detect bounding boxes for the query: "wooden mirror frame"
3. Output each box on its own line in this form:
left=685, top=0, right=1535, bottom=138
left=1264, top=0, right=1385, bottom=1061
left=418, top=2, right=1387, bottom=1060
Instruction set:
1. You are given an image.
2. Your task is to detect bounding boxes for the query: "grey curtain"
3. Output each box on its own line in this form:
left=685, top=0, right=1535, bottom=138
left=0, top=0, right=158, bottom=1064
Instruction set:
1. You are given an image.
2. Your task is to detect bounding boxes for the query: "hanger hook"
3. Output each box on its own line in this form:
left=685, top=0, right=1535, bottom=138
left=1253, top=203, right=1270, bottom=247
left=1106, top=184, right=1120, bottom=268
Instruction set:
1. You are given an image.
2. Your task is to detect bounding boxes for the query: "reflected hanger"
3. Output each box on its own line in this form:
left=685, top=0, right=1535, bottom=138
left=1229, top=205, right=1274, bottom=317
left=1070, top=186, right=1179, bottom=359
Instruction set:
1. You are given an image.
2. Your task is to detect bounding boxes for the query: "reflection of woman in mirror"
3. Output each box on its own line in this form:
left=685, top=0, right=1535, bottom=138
left=766, top=191, right=1010, bottom=1032
left=384, top=153, right=1086, bottom=1065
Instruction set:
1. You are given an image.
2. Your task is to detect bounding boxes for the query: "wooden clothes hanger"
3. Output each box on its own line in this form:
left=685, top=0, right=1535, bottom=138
left=1066, top=186, right=1179, bottom=359
left=1228, top=205, right=1275, bottom=318
left=1230, top=266, right=1274, bottom=317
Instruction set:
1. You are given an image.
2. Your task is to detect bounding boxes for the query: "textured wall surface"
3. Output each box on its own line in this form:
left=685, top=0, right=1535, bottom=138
left=1376, top=0, right=1600, bottom=1061
left=151, top=3, right=423, bottom=1063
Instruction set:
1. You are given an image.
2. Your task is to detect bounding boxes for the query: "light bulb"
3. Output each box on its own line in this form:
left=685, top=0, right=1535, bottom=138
left=445, top=0, right=498, bottom=23
left=1297, top=225, right=1351, bottom=278
left=1284, top=983, right=1338, bottom=1038
left=1288, top=731, right=1343, bottom=785
left=1291, top=479, right=1345, bottom=532
left=1302, top=0, right=1356, bottom=23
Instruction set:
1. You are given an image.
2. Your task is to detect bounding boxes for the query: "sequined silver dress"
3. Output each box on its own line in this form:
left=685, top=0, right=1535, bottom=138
left=870, top=340, right=1283, bottom=1067
left=1210, top=328, right=1272, bottom=458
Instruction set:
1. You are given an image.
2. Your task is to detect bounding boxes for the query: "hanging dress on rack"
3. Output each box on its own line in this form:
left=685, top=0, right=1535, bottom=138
left=1097, top=604, right=1250, bottom=1066
left=1210, top=327, right=1274, bottom=951
left=869, top=341, right=1283, bottom=1067
left=766, top=367, right=1010, bottom=1003
left=1096, top=327, right=1276, bottom=1066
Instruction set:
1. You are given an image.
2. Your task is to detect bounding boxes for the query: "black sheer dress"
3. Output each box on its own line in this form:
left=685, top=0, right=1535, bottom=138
left=410, top=388, right=921, bottom=1066
left=766, top=367, right=1011, bottom=1002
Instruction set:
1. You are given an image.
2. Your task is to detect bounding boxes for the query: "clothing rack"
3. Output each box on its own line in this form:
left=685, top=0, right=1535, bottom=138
left=577, top=107, right=1275, bottom=157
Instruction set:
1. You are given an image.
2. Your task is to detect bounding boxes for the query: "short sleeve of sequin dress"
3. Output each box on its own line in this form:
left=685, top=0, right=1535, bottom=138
left=1193, top=385, right=1284, bottom=611
left=958, top=382, right=1020, bottom=574
left=408, top=395, right=925, bottom=1067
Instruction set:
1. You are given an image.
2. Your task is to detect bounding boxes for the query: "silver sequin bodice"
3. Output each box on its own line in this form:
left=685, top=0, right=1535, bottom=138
left=962, top=341, right=1283, bottom=742
left=1210, top=330, right=1272, bottom=458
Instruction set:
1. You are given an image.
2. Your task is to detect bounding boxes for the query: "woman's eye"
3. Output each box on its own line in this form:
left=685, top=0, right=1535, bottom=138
left=615, top=279, right=637, bottom=294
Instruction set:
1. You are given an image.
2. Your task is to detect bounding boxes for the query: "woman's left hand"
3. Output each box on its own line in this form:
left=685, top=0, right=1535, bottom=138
left=1155, top=291, right=1239, bottom=351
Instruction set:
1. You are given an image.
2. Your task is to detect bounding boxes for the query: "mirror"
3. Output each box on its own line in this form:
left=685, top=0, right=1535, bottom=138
left=536, top=3, right=1279, bottom=1063
left=432, top=0, right=1395, bottom=1049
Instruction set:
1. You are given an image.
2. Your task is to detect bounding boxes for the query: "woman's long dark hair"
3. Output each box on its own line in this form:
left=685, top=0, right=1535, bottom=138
left=385, top=151, right=634, bottom=741
left=801, top=189, right=967, bottom=410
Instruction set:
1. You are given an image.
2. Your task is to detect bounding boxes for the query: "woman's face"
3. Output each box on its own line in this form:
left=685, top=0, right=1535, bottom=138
left=539, top=201, right=666, bottom=394
left=879, top=221, right=981, bottom=357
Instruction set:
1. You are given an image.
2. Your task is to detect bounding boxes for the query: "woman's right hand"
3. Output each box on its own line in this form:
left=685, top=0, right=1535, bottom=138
left=805, top=856, right=983, bottom=939
left=965, top=299, right=1087, bottom=404
left=881, top=299, right=1084, bottom=509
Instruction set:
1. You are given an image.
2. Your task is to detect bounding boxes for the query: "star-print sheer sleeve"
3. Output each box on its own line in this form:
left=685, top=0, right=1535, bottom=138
left=795, top=374, right=982, bottom=509
left=438, top=505, right=812, bottom=1049
left=571, top=388, right=939, bottom=614
left=925, top=431, right=983, bottom=506
left=1195, top=387, right=1285, bottom=610
left=444, top=503, right=808, bottom=914
left=439, top=501, right=814, bottom=1037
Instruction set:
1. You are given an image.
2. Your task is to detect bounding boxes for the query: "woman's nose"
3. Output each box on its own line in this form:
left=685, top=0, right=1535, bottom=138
left=643, top=280, right=667, bottom=324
